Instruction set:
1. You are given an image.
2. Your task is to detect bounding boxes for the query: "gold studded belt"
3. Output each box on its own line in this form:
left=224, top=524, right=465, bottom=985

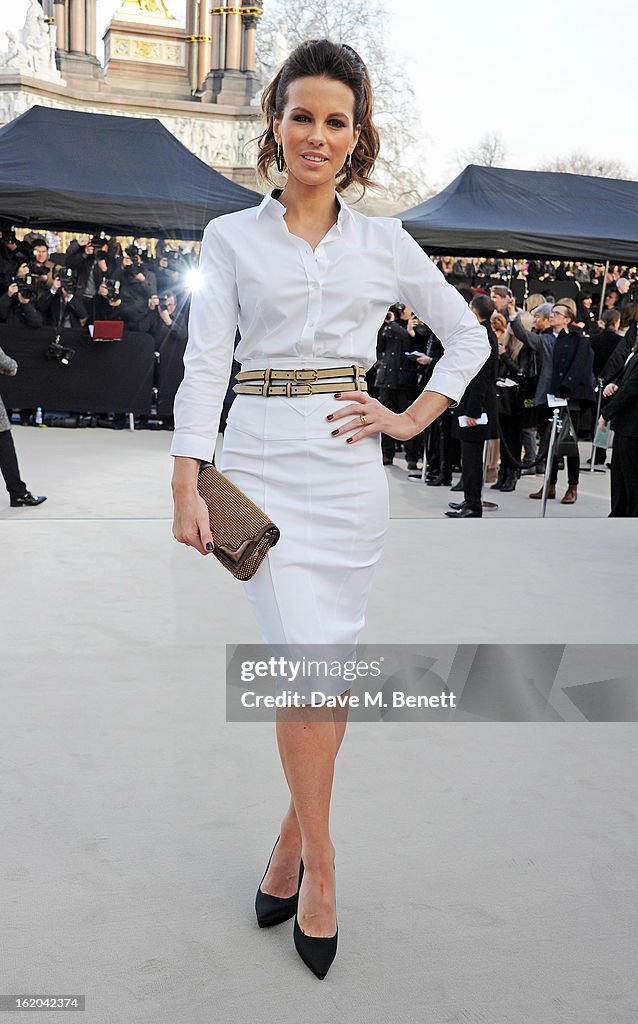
left=233, top=364, right=368, bottom=397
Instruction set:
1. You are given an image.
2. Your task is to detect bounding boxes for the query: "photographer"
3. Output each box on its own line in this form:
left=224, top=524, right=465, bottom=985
left=37, top=271, right=88, bottom=329
left=66, top=235, right=114, bottom=308
left=92, top=277, right=135, bottom=326
left=116, top=248, right=156, bottom=329
left=375, top=303, right=427, bottom=470
left=0, top=345, right=46, bottom=507
left=0, top=267, right=44, bottom=328
left=155, top=251, right=183, bottom=296
left=29, top=240, right=56, bottom=295
left=0, top=230, right=30, bottom=287
left=138, top=291, right=187, bottom=346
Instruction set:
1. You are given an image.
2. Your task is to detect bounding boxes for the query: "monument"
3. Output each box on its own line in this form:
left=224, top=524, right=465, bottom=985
left=0, top=0, right=266, bottom=187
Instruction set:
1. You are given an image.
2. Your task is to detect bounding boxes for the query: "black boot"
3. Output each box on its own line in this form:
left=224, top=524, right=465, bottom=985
left=490, top=463, right=506, bottom=490
left=500, top=467, right=517, bottom=492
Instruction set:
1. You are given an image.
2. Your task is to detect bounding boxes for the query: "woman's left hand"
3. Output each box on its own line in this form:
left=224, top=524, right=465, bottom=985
left=326, top=391, right=416, bottom=443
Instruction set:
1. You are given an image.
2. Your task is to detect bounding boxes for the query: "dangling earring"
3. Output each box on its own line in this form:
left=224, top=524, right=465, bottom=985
left=343, top=151, right=352, bottom=184
left=276, top=142, right=285, bottom=173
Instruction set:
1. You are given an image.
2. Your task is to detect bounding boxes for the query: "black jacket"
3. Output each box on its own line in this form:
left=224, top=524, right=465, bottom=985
left=374, top=320, right=421, bottom=390
left=37, top=289, right=88, bottom=330
left=590, top=329, right=624, bottom=378
left=451, top=322, right=499, bottom=443
left=0, top=291, right=44, bottom=328
left=600, top=322, right=637, bottom=383
left=549, top=328, right=595, bottom=402
left=601, top=350, right=638, bottom=438
left=137, top=307, right=188, bottom=347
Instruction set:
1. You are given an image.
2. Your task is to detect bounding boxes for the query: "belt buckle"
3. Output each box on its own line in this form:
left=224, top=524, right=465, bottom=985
left=286, top=381, right=313, bottom=396
left=293, top=368, right=318, bottom=383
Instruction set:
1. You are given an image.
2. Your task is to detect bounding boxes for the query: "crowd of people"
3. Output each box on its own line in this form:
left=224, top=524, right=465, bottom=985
left=371, top=273, right=638, bottom=518
left=1, top=226, right=637, bottom=516
left=0, top=227, right=194, bottom=344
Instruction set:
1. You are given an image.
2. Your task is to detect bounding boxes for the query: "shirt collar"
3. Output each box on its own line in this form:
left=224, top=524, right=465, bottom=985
left=255, top=187, right=353, bottom=233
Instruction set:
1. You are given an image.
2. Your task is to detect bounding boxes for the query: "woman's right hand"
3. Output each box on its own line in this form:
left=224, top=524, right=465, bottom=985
left=171, top=457, right=214, bottom=555
left=603, top=383, right=619, bottom=398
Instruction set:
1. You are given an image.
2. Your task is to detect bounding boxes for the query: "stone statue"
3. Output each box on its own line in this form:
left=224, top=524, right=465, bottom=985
left=0, top=0, right=60, bottom=80
left=0, top=31, right=29, bottom=71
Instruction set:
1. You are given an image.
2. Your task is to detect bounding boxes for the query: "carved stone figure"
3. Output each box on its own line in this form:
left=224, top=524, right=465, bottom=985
left=0, top=0, right=60, bottom=79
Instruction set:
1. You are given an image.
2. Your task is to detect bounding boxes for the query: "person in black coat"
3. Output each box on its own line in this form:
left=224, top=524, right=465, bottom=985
left=600, top=316, right=638, bottom=383
left=527, top=302, right=595, bottom=504
left=375, top=304, right=425, bottom=470
left=575, top=293, right=600, bottom=336
left=591, top=310, right=623, bottom=378
left=446, top=294, right=498, bottom=518
left=37, top=273, right=88, bottom=330
left=0, top=278, right=44, bottom=328
left=599, top=335, right=638, bottom=516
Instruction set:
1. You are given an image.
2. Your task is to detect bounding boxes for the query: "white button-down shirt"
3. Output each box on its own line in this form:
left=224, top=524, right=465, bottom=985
left=170, top=188, right=490, bottom=460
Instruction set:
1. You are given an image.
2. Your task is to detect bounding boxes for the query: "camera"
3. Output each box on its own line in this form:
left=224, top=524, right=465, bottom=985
left=159, top=294, right=170, bottom=312
left=29, top=261, right=49, bottom=279
left=46, top=339, right=75, bottom=366
left=13, top=274, right=35, bottom=300
left=106, top=278, right=121, bottom=300
left=55, top=267, right=77, bottom=292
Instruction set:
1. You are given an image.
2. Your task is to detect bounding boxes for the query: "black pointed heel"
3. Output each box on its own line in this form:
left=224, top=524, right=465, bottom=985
left=255, top=836, right=304, bottom=928
left=293, top=862, right=337, bottom=979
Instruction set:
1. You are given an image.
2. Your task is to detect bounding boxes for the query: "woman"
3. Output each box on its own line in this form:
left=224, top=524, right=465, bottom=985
left=170, top=39, right=489, bottom=980
left=491, top=312, right=529, bottom=492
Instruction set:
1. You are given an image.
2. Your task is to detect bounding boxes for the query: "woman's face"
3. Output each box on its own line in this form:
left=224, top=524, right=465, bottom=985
left=273, top=76, right=361, bottom=189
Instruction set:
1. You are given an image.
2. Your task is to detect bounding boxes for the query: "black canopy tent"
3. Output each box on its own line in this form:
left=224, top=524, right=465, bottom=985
left=397, top=164, right=638, bottom=263
left=0, top=105, right=261, bottom=239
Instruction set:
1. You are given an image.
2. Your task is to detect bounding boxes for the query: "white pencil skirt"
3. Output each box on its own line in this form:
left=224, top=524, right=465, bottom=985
left=219, top=391, right=390, bottom=693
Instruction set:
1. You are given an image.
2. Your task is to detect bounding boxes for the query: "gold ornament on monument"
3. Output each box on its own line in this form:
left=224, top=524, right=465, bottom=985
left=117, top=0, right=176, bottom=19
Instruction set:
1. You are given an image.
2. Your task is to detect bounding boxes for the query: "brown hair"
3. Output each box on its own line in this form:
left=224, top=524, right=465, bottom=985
left=601, top=308, right=621, bottom=328
left=255, top=39, right=380, bottom=198
left=490, top=311, right=508, bottom=334
left=552, top=297, right=577, bottom=322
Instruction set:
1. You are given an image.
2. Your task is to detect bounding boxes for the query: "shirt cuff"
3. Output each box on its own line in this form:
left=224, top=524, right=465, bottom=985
left=423, top=373, right=463, bottom=410
left=169, top=432, right=217, bottom=461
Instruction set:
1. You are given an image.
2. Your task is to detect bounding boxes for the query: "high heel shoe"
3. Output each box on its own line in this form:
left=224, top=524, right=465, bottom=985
left=293, top=863, right=338, bottom=980
left=255, top=836, right=304, bottom=928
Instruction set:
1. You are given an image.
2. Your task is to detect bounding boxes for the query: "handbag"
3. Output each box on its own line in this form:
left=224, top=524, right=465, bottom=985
left=519, top=348, right=539, bottom=404
left=197, top=462, right=280, bottom=580
left=555, top=408, right=580, bottom=457
left=496, top=378, right=522, bottom=417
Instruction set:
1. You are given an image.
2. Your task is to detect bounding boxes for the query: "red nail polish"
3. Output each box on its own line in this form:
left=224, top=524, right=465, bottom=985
left=331, top=428, right=339, bottom=436
left=326, top=413, right=333, bottom=420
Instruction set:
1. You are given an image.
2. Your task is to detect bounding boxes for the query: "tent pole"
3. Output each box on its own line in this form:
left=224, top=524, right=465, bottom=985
left=598, top=260, right=610, bottom=318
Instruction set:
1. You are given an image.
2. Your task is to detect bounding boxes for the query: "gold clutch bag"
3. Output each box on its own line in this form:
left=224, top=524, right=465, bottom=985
left=197, top=462, right=280, bottom=580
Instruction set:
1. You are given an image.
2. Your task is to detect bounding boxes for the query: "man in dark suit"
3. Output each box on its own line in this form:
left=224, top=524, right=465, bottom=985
left=446, top=294, right=498, bottom=518
left=599, top=338, right=638, bottom=517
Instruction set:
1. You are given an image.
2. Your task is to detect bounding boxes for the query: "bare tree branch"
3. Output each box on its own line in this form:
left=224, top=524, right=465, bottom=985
left=454, top=132, right=508, bottom=170
left=539, top=152, right=629, bottom=179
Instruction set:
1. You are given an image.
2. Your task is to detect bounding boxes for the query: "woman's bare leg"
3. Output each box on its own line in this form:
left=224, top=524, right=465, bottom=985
left=259, top=696, right=349, bottom=937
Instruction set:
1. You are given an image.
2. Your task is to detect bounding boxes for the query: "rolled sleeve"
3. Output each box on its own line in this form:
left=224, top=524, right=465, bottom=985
left=393, top=222, right=490, bottom=407
left=169, top=220, right=239, bottom=461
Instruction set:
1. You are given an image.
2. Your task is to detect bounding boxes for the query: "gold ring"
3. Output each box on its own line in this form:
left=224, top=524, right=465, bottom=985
left=360, top=414, right=367, bottom=426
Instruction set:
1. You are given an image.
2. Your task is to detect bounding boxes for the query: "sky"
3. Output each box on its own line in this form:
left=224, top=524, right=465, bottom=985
left=2, top=0, right=635, bottom=191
